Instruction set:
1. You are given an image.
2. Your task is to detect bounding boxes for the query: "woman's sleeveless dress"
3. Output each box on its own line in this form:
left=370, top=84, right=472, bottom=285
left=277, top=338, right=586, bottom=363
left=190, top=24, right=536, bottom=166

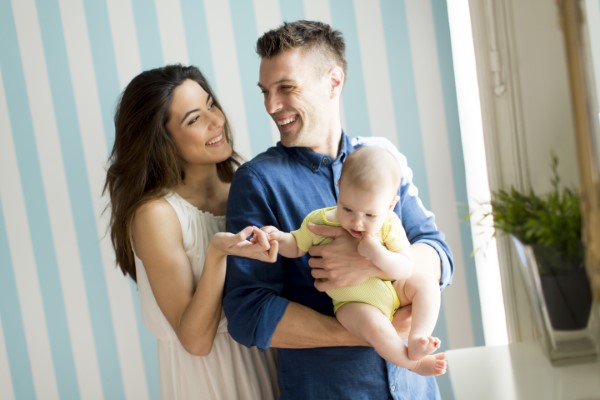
left=134, top=193, right=278, bottom=399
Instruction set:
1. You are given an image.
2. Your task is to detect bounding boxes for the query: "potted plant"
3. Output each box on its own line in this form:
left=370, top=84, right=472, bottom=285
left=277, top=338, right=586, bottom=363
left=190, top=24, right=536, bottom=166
left=486, top=154, right=592, bottom=331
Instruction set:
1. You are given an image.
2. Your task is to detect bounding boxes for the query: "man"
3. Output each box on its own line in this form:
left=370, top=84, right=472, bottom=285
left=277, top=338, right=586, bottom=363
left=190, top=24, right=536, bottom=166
left=224, top=20, right=453, bottom=399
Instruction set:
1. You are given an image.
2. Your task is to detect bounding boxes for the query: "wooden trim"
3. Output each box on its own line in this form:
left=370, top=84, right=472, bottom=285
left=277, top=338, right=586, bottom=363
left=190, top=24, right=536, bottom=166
left=557, top=0, right=600, bottom=301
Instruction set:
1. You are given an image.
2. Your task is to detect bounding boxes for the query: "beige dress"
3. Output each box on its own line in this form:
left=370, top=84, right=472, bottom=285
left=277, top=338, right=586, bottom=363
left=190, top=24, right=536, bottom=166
left=134, top=192, right=278, bottom=400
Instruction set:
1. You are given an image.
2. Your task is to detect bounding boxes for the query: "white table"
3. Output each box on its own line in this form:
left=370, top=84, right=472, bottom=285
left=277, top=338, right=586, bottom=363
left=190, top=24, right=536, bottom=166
left=446, top=342, right=600, bottom=399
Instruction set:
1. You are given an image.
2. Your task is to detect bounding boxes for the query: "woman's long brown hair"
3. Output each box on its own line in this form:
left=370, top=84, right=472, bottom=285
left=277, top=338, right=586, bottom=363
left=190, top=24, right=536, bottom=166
left=103, top=64, right=241, bottom=282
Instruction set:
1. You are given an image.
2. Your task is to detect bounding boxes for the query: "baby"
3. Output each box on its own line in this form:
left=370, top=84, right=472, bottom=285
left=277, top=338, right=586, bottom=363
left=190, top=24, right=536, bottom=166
left=263, top=146, right=446, bottom=376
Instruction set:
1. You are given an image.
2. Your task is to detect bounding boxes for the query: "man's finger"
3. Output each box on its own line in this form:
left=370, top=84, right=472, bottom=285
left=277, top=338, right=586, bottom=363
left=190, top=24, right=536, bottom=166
left=307, top=245, right=323, bottom=257
left=306, top=222, right=344, bottom=238
left=313, top=278, right=331, bottom=292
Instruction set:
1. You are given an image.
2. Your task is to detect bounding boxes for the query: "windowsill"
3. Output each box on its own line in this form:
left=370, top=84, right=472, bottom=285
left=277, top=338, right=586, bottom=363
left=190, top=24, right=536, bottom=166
left=446, top=342, right=600, bottom=399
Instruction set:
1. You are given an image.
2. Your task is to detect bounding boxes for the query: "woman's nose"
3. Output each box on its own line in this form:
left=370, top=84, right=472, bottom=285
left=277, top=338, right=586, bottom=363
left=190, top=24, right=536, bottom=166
left=206, top=109, right=224, bottom=129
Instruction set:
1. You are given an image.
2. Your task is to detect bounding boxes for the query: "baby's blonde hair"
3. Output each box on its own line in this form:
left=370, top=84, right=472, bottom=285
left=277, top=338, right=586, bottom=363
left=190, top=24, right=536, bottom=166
left=339, top=146, right=402, bottom=197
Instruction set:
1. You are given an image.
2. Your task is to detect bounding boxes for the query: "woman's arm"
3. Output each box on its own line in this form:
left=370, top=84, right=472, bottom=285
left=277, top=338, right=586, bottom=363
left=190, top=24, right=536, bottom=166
left=132, top=199, right=222, bottom=355
left=132, top=199, right=277, bottom=356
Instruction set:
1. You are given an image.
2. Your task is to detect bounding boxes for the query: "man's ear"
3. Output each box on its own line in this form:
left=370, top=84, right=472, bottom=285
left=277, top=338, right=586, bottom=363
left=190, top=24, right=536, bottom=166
left=389, top=195, right=400, bottom=210
left=329, top=65, right=344, bottom=97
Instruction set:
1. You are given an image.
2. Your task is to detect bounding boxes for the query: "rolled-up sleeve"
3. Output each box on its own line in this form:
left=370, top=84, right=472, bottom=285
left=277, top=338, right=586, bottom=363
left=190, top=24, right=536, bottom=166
left=397, top=159, right=454, bottom=290
left=223, top=165, right=289, bottom=350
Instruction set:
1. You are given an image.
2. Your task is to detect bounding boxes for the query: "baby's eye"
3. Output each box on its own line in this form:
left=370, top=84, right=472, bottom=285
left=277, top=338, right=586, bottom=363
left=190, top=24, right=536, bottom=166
left=342, top=207, right=352, bottom=213
left=366, top=213, right=376, bottom=218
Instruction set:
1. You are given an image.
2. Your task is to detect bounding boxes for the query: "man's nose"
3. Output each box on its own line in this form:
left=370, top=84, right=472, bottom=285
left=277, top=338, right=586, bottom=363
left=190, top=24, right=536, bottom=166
left=264, top=93, right=282, bottom=114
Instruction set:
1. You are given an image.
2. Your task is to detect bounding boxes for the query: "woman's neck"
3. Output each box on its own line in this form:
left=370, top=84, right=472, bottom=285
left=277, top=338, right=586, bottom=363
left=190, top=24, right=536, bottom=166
left=175, top=165, right=229, bottom=215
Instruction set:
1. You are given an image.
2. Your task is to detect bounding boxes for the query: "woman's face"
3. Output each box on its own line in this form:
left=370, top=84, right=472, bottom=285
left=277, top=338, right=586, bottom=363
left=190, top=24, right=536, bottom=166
left=165, top=79, right=232, bottom=167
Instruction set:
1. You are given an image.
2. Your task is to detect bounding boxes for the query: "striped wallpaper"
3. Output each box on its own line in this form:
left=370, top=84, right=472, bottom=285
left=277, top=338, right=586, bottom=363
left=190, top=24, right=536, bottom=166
left=0, top=0, right=481, bottom=399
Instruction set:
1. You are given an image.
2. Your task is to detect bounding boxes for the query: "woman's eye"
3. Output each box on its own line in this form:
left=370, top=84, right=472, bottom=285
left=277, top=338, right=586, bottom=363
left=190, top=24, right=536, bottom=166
left=187, top=116, right=199, bottom=126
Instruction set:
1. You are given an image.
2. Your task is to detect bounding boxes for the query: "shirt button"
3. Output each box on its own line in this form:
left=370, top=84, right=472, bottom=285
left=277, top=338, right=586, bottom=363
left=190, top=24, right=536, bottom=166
left=322, top=157, right=329, bottom=164
left=390, top=384, right=396, bottom=391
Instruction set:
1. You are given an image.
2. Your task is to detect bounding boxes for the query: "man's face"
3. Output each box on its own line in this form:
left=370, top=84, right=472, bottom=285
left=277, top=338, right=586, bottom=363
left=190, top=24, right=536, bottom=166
left=258, top=48, right=335, bottom=151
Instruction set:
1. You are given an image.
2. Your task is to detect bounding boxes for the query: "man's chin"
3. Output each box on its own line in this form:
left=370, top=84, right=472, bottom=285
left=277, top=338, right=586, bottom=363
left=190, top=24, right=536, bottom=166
left=279, top=134, right=300, bottom=147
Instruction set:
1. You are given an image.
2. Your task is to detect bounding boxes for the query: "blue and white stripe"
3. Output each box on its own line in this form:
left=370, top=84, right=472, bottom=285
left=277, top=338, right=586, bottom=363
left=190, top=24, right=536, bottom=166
left=0, top=1, right=492, bottom=398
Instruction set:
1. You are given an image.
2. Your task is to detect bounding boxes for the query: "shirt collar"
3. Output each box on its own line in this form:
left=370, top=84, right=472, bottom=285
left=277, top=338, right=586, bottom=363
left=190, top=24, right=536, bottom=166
left=277, top=131, right=352, bottom=172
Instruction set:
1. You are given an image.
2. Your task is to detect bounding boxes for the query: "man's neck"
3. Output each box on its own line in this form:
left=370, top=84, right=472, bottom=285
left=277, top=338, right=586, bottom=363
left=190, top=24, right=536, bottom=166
left=309, top=129, right=343, bottom=158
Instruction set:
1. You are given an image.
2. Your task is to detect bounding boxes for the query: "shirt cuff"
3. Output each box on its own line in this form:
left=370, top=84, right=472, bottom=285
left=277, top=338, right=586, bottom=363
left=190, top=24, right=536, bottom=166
left=256, top=295, right=290, bottom=351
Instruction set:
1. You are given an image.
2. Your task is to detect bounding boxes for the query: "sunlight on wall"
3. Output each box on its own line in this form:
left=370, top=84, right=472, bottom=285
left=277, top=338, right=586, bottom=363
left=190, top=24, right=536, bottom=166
left=446, top=0, right=509, bottom=346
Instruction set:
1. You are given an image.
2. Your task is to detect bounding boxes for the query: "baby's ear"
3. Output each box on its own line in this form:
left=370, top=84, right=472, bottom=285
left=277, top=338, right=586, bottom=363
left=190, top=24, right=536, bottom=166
left=389, top=195, right=400, bottom=210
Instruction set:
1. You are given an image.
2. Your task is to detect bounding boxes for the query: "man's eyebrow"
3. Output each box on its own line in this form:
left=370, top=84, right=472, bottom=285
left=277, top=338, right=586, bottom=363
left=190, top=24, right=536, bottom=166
left=257, top=79, right=294, bottom=89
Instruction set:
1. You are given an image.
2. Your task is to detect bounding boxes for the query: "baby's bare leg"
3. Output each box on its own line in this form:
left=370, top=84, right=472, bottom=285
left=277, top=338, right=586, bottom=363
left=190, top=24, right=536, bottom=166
left=395, top=273, right=442, bottom=360
left=336, top=302, right=446, bottom=376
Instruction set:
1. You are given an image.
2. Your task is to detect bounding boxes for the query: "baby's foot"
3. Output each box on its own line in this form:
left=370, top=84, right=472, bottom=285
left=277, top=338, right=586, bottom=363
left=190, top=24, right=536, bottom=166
left=408, top=336, right=441, bottom=360
left=409, top=352, right=447, bottom=376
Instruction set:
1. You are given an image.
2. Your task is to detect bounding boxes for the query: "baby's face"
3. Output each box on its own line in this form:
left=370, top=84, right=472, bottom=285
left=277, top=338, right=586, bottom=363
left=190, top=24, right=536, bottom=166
left=336, top=181, right=396, bottom=239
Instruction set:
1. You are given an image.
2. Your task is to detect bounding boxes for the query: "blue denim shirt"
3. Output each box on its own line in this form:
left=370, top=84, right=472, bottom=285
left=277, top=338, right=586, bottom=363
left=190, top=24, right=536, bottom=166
left=224, top=133, right=453, bottom=399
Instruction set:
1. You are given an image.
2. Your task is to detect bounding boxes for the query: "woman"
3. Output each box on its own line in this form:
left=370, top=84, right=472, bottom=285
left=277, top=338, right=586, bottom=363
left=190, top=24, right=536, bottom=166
left=103, top=64, right=279, bottom=399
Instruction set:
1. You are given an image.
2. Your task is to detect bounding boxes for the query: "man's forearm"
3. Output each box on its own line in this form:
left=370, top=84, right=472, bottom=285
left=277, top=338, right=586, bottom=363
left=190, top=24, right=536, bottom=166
left=269, top=302, right=368, bottom=348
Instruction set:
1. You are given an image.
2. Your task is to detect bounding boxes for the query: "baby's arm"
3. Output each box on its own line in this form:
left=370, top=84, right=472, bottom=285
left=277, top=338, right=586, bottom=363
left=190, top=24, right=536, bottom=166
left=261, top=226, right=307, bottom=259
left=358, top=236, right=413, bottom=280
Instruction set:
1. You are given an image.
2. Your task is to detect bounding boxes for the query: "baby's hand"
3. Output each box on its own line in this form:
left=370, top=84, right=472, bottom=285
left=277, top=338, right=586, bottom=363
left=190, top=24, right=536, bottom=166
left=357, top=234, right=382, bottom=260
left=260, top=225, right=284, bottom=242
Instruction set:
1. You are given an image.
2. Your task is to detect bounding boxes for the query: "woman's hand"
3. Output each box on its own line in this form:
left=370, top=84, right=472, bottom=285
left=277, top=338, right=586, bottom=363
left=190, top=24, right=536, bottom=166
left=211, top=226, right=279, bottom=263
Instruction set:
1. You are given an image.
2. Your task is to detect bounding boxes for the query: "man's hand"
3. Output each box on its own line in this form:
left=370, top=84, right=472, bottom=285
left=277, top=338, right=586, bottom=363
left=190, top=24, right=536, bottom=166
left=307, top=223, right=378, bottom=291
